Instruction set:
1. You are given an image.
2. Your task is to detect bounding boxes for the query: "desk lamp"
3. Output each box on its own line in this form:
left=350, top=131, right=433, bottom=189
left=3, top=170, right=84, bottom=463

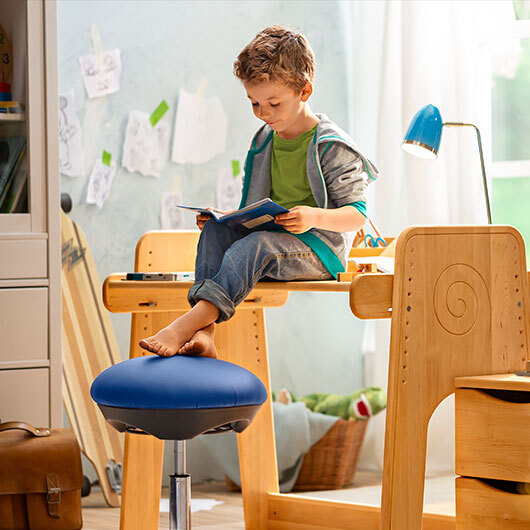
left=402, top=104, right=492, bottom=224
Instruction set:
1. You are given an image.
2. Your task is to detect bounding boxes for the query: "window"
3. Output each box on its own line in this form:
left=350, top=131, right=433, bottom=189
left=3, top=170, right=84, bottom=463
left=489, top=1, right=530, bottom=256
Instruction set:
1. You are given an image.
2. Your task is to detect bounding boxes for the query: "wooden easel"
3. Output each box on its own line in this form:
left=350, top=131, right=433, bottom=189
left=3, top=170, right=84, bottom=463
left=103, top=225, right=530, bottom=529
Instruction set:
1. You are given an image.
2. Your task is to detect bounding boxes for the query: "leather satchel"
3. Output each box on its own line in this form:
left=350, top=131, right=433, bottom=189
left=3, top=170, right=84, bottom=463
left=0, top=422, right=83, bottom=530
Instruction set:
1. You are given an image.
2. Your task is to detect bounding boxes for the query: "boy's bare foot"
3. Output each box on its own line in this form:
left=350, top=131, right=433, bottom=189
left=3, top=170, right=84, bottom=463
left=178, top=324, right=218, bottom=358
left=139, top=320, right=192, bottom=357
left=139, top=300, right=220, bottom=358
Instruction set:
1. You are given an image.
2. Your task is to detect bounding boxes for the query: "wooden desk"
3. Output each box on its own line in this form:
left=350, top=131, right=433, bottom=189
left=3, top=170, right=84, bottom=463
left=103, top=226, right=530, bottom=530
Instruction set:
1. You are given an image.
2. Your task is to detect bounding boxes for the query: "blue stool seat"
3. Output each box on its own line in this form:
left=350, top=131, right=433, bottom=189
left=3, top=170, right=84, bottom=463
left=91, top=355, right=267, bottom=440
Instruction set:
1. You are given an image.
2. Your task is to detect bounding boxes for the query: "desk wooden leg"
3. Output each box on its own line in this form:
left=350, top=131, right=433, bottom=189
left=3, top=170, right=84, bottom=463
left=381, top=353, right=430, bottom=530
left=120, top=433, right=164, bottom=530
left=119, top=311, right=178, bottom=530
left=217, top=308, right=279, bottom=530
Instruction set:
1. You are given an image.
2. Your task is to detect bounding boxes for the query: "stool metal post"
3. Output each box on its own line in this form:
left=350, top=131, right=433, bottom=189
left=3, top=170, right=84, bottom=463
left=170, top=440, right=191, bottom=530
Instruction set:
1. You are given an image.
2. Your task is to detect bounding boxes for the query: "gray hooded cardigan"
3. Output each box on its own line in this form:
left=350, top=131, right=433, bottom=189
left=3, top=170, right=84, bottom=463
left=239, top=114, right=379, bottom=278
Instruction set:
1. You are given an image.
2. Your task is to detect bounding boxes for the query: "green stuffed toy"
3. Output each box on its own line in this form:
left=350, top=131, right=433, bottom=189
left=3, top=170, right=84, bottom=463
left=287, top=386, right=387, bottom=420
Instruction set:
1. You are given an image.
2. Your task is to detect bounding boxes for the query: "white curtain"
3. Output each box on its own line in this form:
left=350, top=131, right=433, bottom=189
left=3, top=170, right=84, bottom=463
left=350, top=0, right=516, bottom=475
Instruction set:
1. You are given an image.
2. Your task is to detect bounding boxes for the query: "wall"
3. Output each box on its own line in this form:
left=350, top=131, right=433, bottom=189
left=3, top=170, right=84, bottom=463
left=57, top=0, right=368, bottom=483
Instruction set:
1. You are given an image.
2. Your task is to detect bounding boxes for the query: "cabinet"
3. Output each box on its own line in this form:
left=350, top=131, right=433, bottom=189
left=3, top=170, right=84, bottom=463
left=0, top=1, right=60, bottom=427
left=455, top=374, right=530, bottom=529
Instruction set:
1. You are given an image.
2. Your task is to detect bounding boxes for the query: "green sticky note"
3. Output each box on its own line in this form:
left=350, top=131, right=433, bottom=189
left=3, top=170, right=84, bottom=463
left=231, top=159, right=240, bottom=178
left=150, top=100, right=169, bottom=127
left=102, top=150, right=112, bottom=166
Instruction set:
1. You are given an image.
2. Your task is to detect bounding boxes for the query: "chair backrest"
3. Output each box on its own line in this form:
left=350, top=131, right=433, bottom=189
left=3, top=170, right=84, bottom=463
left=381, top=225, right=530, bottom=530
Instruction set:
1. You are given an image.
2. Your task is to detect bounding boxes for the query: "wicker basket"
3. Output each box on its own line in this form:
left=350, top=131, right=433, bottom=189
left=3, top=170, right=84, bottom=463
left=292, top=418, right=368, bottom=491
left=225, top=418, right=368, bottom=492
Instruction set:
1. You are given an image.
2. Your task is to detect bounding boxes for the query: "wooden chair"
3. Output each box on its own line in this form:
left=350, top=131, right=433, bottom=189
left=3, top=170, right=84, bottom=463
left=102, top=225, right=530, bottom=530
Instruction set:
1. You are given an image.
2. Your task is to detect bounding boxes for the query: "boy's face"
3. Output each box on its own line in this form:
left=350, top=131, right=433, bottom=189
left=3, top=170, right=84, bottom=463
left=244, top=80, right=310, bottom=137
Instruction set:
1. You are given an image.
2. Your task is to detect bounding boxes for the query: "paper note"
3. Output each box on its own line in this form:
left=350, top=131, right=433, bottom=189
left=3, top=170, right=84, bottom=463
left=160, top=191, right=184, bottom=229
left=59, top=90, right=84, bottom=177
left=79, top=49, right=122, bottom=99
left=86, top=158, right=116, bottom=208
left=122, top=109, right=170, bottom=177
left=216, top=166, right=242, bottom=212
left=159, top=497, right=223, bottom=513
left=171, top=88, right=228, bottom=165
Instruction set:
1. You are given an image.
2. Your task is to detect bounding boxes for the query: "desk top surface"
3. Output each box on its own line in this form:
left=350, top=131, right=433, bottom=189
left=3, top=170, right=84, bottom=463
left=108, top=274, right=352, bottom=292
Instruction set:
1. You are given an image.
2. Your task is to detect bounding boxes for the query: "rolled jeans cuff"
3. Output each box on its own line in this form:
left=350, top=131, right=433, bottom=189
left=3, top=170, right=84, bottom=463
left=187, top=279, right=235, bottom=323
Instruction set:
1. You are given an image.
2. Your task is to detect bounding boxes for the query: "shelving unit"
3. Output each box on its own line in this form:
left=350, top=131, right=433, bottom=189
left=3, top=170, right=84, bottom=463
left=0, top=0, right=60, bottom=428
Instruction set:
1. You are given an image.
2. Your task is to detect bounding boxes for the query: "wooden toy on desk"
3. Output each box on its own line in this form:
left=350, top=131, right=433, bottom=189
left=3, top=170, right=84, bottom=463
left=338, top=263, right=378, bottom=282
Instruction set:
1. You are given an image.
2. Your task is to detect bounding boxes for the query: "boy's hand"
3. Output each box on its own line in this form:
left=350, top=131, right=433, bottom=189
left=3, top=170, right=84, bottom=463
left=196, top=207, right=232, bottom=230
left=196, top=213, right=211, bottom=230
left=275, top=206, right=318, bottom=234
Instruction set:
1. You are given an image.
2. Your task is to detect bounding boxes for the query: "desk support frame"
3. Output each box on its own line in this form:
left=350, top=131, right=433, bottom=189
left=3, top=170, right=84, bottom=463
left=103, top=226, right=530, bottom=530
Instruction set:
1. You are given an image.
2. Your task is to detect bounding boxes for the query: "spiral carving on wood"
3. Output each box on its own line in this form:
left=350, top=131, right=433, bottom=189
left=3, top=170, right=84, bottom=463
left=433, top=264, right=490, bottom=336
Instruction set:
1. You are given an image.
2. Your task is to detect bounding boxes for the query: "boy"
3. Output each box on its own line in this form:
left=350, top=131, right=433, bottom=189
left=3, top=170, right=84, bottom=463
left=140, top=25, right=378, bottom=358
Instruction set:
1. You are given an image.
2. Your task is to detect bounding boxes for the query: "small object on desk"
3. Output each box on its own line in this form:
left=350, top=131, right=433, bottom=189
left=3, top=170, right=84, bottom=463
left=125, top=272, right=195, bottom=281
left=350, top=256, right=395, bottom=274
left=337, top=271, right=361, bottom=282
left=515, top=360, right=530, bottom=377
left=364, top=234, right=386, bottom=248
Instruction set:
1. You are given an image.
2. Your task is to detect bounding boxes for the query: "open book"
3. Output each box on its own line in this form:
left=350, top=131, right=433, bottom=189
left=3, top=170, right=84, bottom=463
left=176, top=198, right=289, bottom=232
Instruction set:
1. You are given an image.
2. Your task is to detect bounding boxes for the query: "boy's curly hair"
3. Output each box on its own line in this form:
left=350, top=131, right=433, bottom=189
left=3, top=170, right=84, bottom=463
left=234, top=26, right=315, bottom=92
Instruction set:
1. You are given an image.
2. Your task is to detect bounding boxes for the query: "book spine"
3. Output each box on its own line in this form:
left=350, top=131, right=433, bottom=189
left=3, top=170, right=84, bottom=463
left=0, top=145, right=26, bottom=209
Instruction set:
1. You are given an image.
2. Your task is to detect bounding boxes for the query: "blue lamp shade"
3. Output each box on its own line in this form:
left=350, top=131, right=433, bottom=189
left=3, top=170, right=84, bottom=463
left=402, top=104, right=443, bottom=160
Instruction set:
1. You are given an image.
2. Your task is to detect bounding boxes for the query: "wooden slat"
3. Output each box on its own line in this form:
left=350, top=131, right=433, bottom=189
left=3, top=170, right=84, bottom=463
left=455, top=373, right=530, bottom=391
left=216, top=310, right=279, bottom=529
left=350, top=273, right=393, bottom=319
left=267, top=494, right=455, bottom=530
left=103, top=274, right=290, bottom=313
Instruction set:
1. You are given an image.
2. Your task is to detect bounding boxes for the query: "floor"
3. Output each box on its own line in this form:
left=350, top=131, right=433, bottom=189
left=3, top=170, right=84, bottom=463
left=81, top=470, right=455, bottom=529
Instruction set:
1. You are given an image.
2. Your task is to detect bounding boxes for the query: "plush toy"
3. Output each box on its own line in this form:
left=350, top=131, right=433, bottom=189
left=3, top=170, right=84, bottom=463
left=279, top=386, right=387, bottom=420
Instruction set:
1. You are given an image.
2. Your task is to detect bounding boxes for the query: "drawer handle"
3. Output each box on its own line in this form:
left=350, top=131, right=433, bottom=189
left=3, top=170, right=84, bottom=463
left=483, top=388, right=530, bottom=404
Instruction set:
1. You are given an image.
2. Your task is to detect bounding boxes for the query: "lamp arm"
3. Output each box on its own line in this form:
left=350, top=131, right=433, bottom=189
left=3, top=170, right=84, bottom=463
left=443, top=122, right=492, bottom=224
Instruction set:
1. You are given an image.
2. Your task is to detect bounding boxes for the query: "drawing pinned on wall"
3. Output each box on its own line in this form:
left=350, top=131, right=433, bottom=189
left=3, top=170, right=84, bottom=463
left=160, top=191, right=184, bottom=230
left=86, top=154, right=116, bottom=208
left=59, top=90, right=85, bottom=177
left=171, top=88, right=228, bottom=165
left=79, top=49, right=122, bottom=99
left=216, top=165, right=242, bottom=212
left=122, top=109, right=170, bottom=177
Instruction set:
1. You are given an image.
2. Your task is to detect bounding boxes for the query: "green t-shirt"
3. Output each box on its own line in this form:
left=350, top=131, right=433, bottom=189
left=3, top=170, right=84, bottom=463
left=270, top=124, right=318, bottom=209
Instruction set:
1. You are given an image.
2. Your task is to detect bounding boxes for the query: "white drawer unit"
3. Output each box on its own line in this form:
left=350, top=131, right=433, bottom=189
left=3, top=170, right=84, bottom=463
left=0, top=238, right=47, bottom=279
left=0, top=287, right=48, bottom=365
left=0, top=368, right=50, bottom=426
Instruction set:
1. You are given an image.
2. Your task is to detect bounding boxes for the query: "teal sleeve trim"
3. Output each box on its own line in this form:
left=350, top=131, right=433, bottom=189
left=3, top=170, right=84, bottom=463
left=345, top=201, right=367, bottom=218
left=239, top=131, right=273, bottom=209
left=320, top=141, right=334, bottom=159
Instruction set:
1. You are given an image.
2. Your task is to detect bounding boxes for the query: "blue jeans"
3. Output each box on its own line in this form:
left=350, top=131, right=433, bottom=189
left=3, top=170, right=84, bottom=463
left=187, top=220, right=332, bottom=322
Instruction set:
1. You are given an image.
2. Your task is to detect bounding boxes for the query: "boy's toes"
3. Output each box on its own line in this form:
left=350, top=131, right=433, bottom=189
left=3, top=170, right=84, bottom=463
left=139, top=338, right=151, bottom=351
left=178, top=342, right=191, bottom=354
